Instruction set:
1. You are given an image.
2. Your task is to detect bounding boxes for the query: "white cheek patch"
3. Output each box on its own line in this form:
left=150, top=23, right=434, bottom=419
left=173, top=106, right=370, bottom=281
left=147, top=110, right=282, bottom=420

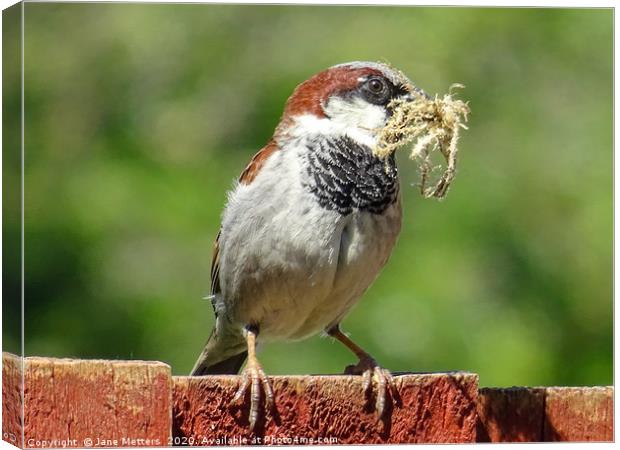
left=288, top=114, right=378, bottom=149
left=284, top=97, right=388, bottom=149
left=324, top=96, right=388, bottom=131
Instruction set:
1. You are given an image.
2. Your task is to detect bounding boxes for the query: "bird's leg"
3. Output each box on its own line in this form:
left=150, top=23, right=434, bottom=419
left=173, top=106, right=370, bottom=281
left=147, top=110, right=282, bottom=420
left=327, top=324, right=397, bottom=419
left=232, top=326, right=274, bottom=431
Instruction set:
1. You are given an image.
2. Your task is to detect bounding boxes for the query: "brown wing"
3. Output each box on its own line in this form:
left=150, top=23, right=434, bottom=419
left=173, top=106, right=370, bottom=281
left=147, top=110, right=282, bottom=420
left=210, top=230, right=222, bottom=297
left=238, top=139, right=279, bottom=185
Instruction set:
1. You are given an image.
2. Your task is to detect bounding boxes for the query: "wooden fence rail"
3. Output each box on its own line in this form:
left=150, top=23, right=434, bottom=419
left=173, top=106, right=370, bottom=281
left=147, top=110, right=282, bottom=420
left=1, top=353, right=613, bottom=447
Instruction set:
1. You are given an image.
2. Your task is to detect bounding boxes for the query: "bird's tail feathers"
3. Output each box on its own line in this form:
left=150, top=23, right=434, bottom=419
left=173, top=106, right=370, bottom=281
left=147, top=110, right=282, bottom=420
left=190, top=328, right=248, bottom=375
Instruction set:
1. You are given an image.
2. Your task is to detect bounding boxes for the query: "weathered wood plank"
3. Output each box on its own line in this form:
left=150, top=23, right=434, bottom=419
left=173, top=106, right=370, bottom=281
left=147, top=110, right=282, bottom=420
left=476, top=387, right=545, bottom=442
left=544, top=386, right=613, bottom=442
left=18, top=356, right=172, bottom=448
left=172, top=372, right=479, bottom=445
left=4, top=354, right=614, bottom=446
left=2, top=353, right=23, bottom=448
left=476, top=386, right=614, bottom=443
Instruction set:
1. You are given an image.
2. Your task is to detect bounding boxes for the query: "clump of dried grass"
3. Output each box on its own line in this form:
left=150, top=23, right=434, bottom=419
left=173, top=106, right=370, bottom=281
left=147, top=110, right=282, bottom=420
left=374, top=84, right=470, bottom=199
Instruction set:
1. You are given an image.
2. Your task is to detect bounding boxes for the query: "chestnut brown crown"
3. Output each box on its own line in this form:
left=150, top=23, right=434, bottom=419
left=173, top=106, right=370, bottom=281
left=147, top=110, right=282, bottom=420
left=281, top=61, right=415, bottom=119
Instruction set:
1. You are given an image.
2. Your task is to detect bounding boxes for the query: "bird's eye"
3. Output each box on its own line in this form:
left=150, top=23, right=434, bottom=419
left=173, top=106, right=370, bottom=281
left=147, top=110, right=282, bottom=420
left=367, top=78, right=385, bottom=94
left=361, top=77, right=391, bottom=105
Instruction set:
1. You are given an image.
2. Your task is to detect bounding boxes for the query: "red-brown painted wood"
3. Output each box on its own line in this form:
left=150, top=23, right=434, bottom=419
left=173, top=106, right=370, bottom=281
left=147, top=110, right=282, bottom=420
left=172, top=373, right=479, bottom=445
left=2, top=353, right=23, bottom=448
left=4, top=355, right=172, bottom=448
left=3, top=354, right=615, bottom=446
left=476, top=386, right=614, bottom=442
left=476, top=387, right=545, bottom=442
left=544, top=386, right=613, bottom=442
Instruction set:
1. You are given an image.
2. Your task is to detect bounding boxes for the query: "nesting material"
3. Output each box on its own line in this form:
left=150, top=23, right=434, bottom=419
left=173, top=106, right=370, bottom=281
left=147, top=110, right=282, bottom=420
left=374, top=84, right=470, bottom=199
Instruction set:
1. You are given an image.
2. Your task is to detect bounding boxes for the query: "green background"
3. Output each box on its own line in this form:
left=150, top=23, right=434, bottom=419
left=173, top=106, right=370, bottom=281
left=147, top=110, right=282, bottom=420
left=4, top=4, right=612, bottom=387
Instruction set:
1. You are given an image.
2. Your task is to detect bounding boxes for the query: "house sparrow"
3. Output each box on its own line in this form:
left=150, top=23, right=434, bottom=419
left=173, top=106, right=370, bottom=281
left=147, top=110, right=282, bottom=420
left=191, top=61, right=420, bottom=430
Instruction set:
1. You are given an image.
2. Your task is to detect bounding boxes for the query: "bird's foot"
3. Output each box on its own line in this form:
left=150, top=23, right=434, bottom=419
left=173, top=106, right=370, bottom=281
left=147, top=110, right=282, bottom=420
left=232, top=358, right=274, bottom=431
left=345, top=357, right=397, bottom=419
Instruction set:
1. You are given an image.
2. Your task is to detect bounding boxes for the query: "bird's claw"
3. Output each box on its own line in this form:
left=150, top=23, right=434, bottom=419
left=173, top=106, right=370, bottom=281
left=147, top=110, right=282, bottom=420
left=345, top=358, right=397, bottom=419
left=232, top=362, right=274, bottom=431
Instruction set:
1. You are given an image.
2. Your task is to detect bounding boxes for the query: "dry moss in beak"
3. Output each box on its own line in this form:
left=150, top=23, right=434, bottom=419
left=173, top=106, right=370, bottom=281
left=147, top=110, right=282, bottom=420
left=374, top=84, right=470, bottom=199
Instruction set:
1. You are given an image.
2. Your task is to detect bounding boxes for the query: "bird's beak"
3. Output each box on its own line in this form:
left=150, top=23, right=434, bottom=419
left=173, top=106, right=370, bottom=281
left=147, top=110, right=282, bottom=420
left=404, top=86, right=431, bottom=102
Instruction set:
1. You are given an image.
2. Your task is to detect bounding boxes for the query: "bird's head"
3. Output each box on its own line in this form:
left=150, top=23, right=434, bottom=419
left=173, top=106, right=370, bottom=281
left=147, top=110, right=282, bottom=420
left=238, top=62, right=425, bottom=184
left=276, top=61, right=424, bottom=148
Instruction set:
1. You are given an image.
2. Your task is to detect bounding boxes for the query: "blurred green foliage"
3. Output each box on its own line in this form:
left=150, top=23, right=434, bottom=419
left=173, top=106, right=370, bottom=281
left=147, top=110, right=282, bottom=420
left=3, top=2, right=22, bottom=355
left=4, top=4, right=611, bottom=387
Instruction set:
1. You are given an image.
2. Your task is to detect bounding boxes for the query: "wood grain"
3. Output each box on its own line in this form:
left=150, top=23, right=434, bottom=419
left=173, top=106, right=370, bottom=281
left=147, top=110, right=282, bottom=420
left=19, top=356, right=171, bottom=448
left=544, top=386, right=613, bottom=442
left=173, top=372, right=479, bottom=445
left=2, top=353, right=23, bottom=448
left=3, top=354, right=614, bottom=446
left=476, top=387, right=545, bottom=442
left=476, top=386, right=613, bottom=442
